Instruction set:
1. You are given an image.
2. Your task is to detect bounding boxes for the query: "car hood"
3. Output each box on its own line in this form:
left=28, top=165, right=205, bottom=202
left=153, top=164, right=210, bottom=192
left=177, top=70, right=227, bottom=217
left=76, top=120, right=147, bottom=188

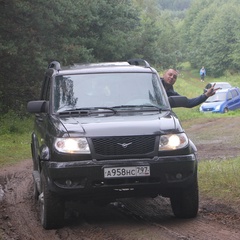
left=201, top=101, right=224, bottom=109
left=52, top=111, right=183, bottom=137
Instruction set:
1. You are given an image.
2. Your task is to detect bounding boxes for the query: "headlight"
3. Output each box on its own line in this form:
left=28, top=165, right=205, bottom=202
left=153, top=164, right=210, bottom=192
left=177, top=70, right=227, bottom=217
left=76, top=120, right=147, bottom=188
left=159, top=133, right=188, bottom=151
left=215, top=105, right=220, bottom=111
left=54, top=138, right=90, bottom=153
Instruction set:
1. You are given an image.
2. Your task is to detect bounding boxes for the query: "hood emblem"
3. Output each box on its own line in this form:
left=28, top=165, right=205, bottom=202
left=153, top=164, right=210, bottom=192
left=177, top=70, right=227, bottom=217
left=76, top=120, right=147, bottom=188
left=117, top=142, right=132, bottom=148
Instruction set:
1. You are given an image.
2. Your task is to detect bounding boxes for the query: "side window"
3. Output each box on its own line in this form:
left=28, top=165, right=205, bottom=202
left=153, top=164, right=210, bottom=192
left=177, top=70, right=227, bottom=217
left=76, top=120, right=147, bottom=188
left=231, top=90, right=238, bottom=98
left=227, top=91, right=233, bottom=100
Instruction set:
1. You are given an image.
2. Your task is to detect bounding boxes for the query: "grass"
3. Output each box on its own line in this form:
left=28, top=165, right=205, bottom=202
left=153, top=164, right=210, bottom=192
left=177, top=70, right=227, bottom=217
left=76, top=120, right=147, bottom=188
left=198, top=158, right=240, bottom=204
left=173, top=65, right=240, bottom=204
left=0, top=113, right=32, bottom=167
left=172, top=61, right=240, bottom=121
left=0, top=133, right=31, bottom=167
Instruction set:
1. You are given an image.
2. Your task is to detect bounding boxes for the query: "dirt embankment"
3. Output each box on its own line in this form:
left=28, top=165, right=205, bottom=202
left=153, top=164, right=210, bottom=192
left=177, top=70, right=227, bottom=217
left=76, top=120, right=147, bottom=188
left=0, top=117, right=240, bottom=240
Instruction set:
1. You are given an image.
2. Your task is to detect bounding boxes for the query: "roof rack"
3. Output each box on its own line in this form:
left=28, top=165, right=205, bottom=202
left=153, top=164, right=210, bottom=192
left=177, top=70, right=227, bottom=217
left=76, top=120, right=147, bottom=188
left=47, top=59, right=150, bottom=71
left=70, top=62, right=130, bottom=69
left=48, top=61, right=61, bottom=71
left=127, top=59, right=150, bottom=68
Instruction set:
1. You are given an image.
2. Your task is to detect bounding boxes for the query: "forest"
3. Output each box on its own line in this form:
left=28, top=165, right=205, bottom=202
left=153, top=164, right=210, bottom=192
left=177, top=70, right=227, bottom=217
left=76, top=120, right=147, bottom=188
left=1, top=0, right=240, bottom=114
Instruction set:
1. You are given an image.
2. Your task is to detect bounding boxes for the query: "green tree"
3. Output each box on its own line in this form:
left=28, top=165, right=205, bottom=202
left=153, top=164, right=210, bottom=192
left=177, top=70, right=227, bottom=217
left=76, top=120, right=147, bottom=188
left=0, top=0, right=95, bottom=113
left=131, top=0, right=163, bottom=62
left=132, top=0, right=184, bottom=69
left=0, top=0, right=140, bottom=113
left=157, top=0, right=192, bottom=11
left=84, top=0, right=140, bottom=61
left=181, top=0, right=240, bottom=76
left=0, top=0, right=196, bottom=114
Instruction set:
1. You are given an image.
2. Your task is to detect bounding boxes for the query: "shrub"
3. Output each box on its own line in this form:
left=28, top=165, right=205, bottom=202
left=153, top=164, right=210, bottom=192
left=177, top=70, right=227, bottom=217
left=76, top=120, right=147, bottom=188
left=0, top=111, right=33, bottom=135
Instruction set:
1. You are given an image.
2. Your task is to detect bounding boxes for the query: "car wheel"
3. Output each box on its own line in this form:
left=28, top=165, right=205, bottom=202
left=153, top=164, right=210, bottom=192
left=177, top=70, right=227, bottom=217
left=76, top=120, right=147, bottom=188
left=223, top=107, right=229, bottom=113
left=40, top=175, right=65, bottom=229
left=170, top=180, right=199, bottom=218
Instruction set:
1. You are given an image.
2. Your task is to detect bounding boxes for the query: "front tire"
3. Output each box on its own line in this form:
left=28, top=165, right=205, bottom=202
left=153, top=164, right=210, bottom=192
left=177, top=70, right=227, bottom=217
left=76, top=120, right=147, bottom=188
left=33, top=180, right=39, bottom=201
left=170, top=181, right=199, bottom=218
left=223, top=107, right=229, bottom=113
left=40, top=175, right=65, bottom=229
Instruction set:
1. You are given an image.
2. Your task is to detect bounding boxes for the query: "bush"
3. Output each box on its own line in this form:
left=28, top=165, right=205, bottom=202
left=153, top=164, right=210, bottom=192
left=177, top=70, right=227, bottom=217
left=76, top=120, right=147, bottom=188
left=0, top=111, right=33, bottom=135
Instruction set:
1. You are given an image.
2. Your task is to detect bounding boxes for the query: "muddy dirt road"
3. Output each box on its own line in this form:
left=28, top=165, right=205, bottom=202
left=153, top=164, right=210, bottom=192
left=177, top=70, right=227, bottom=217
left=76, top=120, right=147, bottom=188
left=0, top=117, right=240, bottom=240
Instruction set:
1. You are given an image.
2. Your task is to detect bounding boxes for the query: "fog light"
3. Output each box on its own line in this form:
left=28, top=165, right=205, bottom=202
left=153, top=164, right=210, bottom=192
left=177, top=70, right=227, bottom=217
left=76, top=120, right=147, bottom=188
left=66, top=179, right=72, bottom=187
left=176, top=173, right=183, bottom=180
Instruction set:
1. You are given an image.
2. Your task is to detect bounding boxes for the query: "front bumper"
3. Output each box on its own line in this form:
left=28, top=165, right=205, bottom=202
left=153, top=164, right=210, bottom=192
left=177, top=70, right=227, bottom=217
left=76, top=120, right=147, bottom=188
left=42, top=154, right=197, bottom=200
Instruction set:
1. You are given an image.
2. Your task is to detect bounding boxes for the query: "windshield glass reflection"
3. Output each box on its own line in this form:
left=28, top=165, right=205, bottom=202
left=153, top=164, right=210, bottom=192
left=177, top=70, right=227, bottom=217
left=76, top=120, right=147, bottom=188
left=53, top=73, right=169, bottom=113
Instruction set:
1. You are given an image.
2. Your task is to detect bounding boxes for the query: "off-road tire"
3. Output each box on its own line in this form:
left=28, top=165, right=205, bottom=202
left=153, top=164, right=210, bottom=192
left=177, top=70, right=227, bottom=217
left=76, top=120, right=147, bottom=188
left=170, top=180, right=199, bottom=218
left=40, top=175, right=65, bottom=229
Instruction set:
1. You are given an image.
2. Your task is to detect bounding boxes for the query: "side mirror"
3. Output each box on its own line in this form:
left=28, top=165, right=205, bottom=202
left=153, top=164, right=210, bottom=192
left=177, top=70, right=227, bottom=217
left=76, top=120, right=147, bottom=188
left=168, top=96, right=189, bottom=108
left=27, top=101, right=49, bottom=113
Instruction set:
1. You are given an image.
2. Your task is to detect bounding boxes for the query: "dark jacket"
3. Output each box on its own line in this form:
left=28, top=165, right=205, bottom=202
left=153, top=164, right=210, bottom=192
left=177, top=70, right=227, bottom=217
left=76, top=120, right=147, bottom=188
left=161, top=78, right=208, bottom=108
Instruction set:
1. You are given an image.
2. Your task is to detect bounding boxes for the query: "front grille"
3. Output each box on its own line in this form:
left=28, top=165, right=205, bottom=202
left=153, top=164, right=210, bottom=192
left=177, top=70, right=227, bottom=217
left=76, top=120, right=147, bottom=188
left=204, top=108, right=214, bottom=111
left=91, top=135, right=156, bottom=156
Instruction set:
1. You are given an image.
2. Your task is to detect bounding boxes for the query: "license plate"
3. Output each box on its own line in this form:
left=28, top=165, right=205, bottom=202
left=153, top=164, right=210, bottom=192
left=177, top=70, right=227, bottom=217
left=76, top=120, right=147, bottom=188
left=104, top=166, right=150, bottom=178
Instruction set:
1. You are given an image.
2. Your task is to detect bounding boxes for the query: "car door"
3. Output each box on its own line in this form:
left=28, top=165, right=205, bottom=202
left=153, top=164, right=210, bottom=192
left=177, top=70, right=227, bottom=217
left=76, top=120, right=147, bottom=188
left=231, top=89, right=240, bottom=110
left=227, top=89, right=239, bottom=110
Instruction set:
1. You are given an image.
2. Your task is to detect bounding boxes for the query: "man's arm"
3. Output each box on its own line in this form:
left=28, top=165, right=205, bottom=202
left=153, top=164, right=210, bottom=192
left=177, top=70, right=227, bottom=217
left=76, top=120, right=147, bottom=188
left=168, top=85, right=217, bottom=108
left=185, top=94, right=208, bottom=108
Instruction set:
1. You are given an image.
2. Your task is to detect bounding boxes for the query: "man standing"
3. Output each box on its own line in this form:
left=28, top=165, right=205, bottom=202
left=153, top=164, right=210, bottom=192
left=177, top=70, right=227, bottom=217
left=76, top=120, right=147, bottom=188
left=200, top=66, right=206, bottom=82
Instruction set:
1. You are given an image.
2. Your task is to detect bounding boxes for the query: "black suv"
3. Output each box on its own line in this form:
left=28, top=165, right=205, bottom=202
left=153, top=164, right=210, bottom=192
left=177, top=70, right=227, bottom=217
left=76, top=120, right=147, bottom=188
left=27, top=59, right=198, bottom=229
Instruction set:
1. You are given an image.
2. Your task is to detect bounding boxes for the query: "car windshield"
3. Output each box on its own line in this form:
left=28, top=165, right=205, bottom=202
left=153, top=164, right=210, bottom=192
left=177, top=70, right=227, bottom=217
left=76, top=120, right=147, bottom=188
left=215, top=83, right=231, bottom=89
left=53, top=72, right=169, bottom=113
left=206, top=92, right=226, bottom=102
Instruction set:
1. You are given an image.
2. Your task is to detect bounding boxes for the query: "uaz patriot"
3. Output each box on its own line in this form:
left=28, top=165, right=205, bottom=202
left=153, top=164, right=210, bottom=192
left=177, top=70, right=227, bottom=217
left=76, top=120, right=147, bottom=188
left=27, top=59, right=199, bottom=229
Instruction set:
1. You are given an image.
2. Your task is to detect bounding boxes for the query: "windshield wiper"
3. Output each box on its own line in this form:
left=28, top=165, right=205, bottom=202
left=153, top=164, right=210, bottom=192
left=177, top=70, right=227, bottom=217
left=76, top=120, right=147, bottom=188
left=59, top=107, right=117, bottom=114
left=112, top=104, right=166, bottom=111
left=143, top=104, right=170, bottom=110
left=90, top=107, right=117, bottom=113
